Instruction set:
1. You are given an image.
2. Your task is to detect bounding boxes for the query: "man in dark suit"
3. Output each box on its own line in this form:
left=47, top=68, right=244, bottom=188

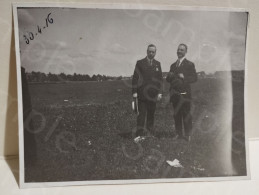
left=166, top=44, right=197, bottom=141
left=132, top=44, right=163, bottom=140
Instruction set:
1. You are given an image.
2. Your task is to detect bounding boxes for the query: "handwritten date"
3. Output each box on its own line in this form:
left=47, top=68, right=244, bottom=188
left=23, top=13, right=54, bottom=45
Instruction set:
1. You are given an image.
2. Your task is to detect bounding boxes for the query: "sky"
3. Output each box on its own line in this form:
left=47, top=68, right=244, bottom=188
left=17, top=7, right=248, bottom=76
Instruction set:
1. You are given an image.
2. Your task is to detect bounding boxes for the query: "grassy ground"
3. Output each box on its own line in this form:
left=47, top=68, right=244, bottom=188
left=24, top=78, right=246, bottom=182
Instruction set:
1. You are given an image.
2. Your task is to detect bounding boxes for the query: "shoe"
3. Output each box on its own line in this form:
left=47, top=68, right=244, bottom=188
left=184, top=136, right=191, bottom=142
left=134, top=136, right=146, bottom=143
left=172, top=134, right=183, bottom=141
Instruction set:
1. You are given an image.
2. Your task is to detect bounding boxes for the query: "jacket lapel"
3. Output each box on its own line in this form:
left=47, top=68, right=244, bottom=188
left=180, top=58, right=187, bottom=67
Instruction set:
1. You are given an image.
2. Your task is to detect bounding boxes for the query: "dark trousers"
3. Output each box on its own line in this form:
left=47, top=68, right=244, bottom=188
left=171, top=94, right=192, bottom=136
left=136, top=99, right=156, bottom=137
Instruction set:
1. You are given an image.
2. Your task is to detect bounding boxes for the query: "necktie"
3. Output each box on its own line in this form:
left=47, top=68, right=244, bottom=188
left=176, top=59, right=180, bottom=68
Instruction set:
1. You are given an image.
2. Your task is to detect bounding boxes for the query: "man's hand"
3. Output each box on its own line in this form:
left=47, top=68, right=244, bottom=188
left=168, top=72, right=174, bottom=77
left=157, top=94, right=162, bottom=101
left=133, top=93, right=138, bottom=98
left=178, top=73, right=184, bottom=79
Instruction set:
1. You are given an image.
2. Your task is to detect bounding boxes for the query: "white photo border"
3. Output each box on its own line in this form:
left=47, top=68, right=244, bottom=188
left=12, top=2, right=250, bottom=189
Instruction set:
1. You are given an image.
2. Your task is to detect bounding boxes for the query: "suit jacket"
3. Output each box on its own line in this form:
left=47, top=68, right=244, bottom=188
left=166, top=58, right=197, bottom=99
left=132, top=57, right=163, bottom=101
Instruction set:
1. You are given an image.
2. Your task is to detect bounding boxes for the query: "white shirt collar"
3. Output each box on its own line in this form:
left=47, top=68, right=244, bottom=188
left=147, top=56, right=154, bottom=62
left=178, top=56, right=186, bottom=65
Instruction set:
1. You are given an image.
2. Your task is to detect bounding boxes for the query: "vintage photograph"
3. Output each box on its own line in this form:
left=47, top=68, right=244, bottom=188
left=13, top=4, right=249, bottom=187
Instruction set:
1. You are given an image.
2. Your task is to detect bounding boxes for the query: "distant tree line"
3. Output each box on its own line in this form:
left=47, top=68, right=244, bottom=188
left=26, top=70, right=244, bottom=83
left=26, top=71, right=126, bottom=83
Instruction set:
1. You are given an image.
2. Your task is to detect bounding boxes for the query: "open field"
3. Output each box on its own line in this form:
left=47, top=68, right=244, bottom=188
left=24, top=78, right=246, bottom=182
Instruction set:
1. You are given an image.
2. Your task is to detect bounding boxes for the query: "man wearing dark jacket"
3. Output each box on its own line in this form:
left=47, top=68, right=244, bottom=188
left=132, top=44, right=163, bottom=139
left=166, top=44, right=197, bottom=141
